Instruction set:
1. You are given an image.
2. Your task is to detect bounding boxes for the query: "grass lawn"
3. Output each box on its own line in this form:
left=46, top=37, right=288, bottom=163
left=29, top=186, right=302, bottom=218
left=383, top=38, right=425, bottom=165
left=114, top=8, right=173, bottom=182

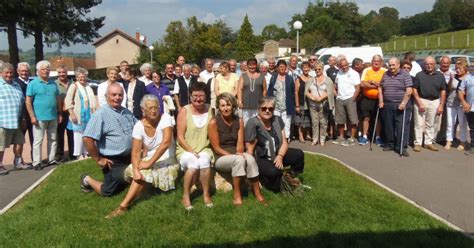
left=0, top=154, right=472, bottom=247
left=376, top=28, right=474, bottom=52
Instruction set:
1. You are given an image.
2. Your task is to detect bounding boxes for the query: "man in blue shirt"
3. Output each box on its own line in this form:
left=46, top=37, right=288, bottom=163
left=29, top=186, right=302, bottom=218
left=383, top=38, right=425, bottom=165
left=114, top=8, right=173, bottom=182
left=0, top=63, right=29, bottom=175
left=81, top=83, right=136, bottom=196
left=25, top=61, right=62, bottom=170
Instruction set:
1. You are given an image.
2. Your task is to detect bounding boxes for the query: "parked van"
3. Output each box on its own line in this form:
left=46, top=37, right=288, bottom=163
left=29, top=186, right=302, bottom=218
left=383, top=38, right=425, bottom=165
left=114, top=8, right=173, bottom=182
left=315, top=46, right=383, bottom=65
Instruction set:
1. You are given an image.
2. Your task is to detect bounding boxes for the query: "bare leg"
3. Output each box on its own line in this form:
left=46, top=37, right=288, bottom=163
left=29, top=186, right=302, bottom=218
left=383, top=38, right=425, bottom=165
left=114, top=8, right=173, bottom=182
left=298, top=126, right=305, bottom=142
left=182, top=168, right=197, bottom=208
left=232, top=176, right=243, bottom=205
left=249, top=177, right=265, bottom=203
left=350, top=124, right=358, bottom=139
left=119, top=180, right=145, bottom=208
left=338, top=124, right=345, bottom=138
left=199, top=168, right=212, bottom=205
left=86, top=176, right=103, bottom=195
left=362, top=118, right=370, bottom=136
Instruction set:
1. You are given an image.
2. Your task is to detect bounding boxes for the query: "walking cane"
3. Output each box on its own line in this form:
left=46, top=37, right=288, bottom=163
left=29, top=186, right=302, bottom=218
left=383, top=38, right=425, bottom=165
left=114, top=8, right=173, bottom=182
left=370, top=107, right=380, bottom=151
left=400, top=107, right=407, bottom=157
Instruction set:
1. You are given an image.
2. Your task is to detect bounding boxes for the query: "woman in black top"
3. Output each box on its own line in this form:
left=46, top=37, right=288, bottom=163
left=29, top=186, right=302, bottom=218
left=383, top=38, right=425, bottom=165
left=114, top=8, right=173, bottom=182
left=245, top=97, right=304, bottom=192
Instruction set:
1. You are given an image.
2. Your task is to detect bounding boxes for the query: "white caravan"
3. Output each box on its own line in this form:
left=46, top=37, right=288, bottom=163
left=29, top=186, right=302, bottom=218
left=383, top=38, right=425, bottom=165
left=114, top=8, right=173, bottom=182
left=315, top=46, right=383, bottom=65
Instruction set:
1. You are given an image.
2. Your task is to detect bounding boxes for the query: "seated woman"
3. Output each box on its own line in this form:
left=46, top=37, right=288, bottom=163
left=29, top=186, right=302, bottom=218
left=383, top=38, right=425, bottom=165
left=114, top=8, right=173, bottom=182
left=208, top=93, right=266, bottom=206
left=176, top=82, right=214, bottom=210
left=245, top=97, right=305, bottom=192
left=105, top=94, right=178, bottom=218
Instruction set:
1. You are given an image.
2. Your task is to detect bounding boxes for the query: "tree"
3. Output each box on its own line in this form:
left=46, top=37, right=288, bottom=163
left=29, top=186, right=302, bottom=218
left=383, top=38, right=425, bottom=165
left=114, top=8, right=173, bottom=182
left=20, top=0, right=105, bottom=63
left=235, top=15, right=258, bottom=61
left=261, top=24, right=287, bottom=41
left=0, top=1, right=26, bottom=70
left=449, top=1, right=474, bottom=30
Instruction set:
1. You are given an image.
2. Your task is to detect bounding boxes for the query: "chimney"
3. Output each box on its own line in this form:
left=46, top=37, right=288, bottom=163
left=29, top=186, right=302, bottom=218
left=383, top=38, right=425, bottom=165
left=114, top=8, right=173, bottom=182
left=135, top=31, right=140, bottom=42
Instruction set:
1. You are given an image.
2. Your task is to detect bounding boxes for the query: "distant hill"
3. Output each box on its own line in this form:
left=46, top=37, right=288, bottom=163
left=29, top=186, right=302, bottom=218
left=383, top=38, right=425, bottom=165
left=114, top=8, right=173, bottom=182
left=0, top=49, right=94, bottom=65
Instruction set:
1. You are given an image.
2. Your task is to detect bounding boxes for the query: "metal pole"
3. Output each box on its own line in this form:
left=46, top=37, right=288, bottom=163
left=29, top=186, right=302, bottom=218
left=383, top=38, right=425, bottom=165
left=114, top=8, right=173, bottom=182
left=415, top=39, right=417, bottom=49
left=451, top=34, right=454, bottom=48
left=370, top=107, right=380, bottom=151
left=425, top=37, right=427, bottom=48
left=296, top=30, right=299, bottom=57
left=150, top=50, right=153, bottom=64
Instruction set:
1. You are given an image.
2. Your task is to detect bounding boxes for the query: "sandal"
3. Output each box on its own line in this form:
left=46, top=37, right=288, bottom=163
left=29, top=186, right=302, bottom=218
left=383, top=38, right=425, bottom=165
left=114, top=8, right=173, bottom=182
left=205, top=203, right=214, bottom=208
left=105, top=206, right=128, bottom=219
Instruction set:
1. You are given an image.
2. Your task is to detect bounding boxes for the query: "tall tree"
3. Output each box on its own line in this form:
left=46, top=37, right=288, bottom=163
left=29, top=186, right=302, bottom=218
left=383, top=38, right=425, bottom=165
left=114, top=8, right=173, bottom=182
left=0, top=1, right=26, bottom=69
left=261, top=24, right=287, bottom=41
left=235, top=15, right=258, bottom=61
left=21, top=0, right=105, bottom=63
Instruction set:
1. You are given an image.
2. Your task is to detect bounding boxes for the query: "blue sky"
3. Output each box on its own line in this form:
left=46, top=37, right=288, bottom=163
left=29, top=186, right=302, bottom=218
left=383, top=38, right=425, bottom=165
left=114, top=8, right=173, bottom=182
left=0, top=0, right=435, bottom=53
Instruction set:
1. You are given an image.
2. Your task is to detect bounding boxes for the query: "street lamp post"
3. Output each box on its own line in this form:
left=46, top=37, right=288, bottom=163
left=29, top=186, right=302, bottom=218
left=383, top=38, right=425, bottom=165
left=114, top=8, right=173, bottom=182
left=149, top=45, right=154, bottom=64
left=293, top=21, right=302, bottom=57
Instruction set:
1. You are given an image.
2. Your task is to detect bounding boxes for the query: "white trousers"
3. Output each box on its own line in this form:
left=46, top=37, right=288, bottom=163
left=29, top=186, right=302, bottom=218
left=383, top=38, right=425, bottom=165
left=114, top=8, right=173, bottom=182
left=73, top=131, right=88, bottom=156
left=274, top=110, right=292, bottom=139
left=215, top=153, right=259, bottom=178
left=32, top=120, right=57, bottom=165
left=446, top=106, right=468, bottom=142
left=414, top=98, right=440, bottom=145
left=179, top=151, right=211, bottom=170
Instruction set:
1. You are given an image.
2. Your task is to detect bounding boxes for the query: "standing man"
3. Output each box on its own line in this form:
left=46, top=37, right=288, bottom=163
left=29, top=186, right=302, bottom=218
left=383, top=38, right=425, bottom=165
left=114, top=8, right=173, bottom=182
left=228, top=59, right=238, bottom=74
left=0, top=63, right=30, bottom=175
left=404, top=52, right=422, bottom=77
left=161, top=63, right=176, bottom=92
left=260, top=61, right=272, bottom=91
left=176, top=55, right=186, bottom=67
left=25, top=61, right=62, bottom=170
left=412, top=56, right=446, bottom=152
left=287, top=55, right=302, bottom=83
left=325, top=56, right=338, bottom=82
left=458, top=71, right=474, bottom=155
left=332, top=58, right=361, bottom=146
left=358, top=55, right=386, bottom=145
left=55, top=65, right=74, bottom=162
left=174, top=64, right=198, bottom=110
left=118, top=60, right=129, bottom=80
left=267, top=57, right=277, bottom=74
left=435, top=56, right=454, bottom=145
left=199, top=58, right=214, bottom=83
left=81, top=84, right=136, bottom=196
left=351, top=58, right=365, bottom=77
left=308, top=54, right=318, bottom=77
left=378, top=58, right=413, bottom=156
left=14, top=62, right=33, bottom=162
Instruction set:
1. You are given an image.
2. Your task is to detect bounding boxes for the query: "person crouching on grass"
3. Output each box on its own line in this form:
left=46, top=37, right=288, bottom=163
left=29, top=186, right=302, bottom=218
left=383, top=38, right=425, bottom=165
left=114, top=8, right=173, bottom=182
left=105, top=94, right=179, bottom=218
left=208, top=92, right=266, bottom=206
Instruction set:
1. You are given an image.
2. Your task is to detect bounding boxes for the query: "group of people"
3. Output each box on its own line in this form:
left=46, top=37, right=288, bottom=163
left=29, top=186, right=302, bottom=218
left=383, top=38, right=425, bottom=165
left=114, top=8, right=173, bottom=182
left=0, top=50, right=473, bottom=217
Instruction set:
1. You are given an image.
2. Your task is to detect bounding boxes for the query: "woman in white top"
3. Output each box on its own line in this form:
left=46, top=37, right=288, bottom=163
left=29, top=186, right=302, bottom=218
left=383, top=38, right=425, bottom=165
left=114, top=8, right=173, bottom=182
left=97, top=67, right=126, bottom=108
left=106, top=94, right=178, bottom=218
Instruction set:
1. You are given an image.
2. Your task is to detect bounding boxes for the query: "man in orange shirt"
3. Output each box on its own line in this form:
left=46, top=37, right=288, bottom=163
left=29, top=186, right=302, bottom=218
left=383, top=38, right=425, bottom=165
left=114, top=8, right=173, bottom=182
left=359, top=55, right=387, bottom=145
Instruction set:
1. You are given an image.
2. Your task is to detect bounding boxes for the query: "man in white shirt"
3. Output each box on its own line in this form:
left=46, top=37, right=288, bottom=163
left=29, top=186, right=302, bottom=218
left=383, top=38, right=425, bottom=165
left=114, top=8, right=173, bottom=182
left=333, top=58, right=361, bottom=147
left=435, top=56, right=454, bottom=144
left=260, top=61, right=272, bottom=91
left=199, top=58, right=214, bottom=83
left=404, top=52, right=422, bottom=77
left=173, top=64, right=197, bottom=110
left=287, top=55, right=301, bottom=82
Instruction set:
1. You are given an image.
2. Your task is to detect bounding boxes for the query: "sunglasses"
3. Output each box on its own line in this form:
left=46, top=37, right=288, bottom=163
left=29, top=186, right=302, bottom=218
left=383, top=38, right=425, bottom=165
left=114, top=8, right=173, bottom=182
left=260, top=107, right=274, bottom=112
left=309, top=59, right=317, bottom=61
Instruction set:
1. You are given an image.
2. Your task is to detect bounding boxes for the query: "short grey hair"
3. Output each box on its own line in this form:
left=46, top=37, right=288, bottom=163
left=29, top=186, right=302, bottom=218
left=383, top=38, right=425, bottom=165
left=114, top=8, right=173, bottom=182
left=36, top=60, right=51, bottom=75
left=439, top=55, right=450, bottom=64
left=140, top=94, right=159, bottom=109
left=372, top=54, right=383, bottom=62
left=75, top=67, right=89, bottom=77
left=56, top=64, right=68, bottom=71
left=140, top=63, right=153, bottom=74
left=182, top=64, right=191, bottom=71
left=260, top=61, right=269, bottom=68
left=258, top=96, right=276, bottom=108
left=17, top=62, right=30, bottom=70
left=336, top=55, right=346, bottom=64
left=2, top=63, right=14, bottom=72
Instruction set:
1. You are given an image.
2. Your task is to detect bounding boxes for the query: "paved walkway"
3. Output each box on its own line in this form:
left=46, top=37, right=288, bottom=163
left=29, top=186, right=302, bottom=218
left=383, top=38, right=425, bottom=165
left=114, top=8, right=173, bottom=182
left=1, top=138, right=473, bottom=234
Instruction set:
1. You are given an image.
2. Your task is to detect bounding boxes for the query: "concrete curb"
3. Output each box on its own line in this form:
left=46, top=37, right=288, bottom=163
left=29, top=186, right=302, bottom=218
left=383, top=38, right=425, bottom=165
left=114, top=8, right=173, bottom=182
left=306, top=151, right=474, bottom=240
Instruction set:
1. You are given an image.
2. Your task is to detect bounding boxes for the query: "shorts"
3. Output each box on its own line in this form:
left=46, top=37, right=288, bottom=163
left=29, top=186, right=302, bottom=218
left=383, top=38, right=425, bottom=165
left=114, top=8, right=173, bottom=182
left=0, top=128, right=25, bottom=151
left=100, top=154, right=131, bottom=196
left=359, top=97, right=378, bottom=119
left=335, top=98, right=358, bottom=125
